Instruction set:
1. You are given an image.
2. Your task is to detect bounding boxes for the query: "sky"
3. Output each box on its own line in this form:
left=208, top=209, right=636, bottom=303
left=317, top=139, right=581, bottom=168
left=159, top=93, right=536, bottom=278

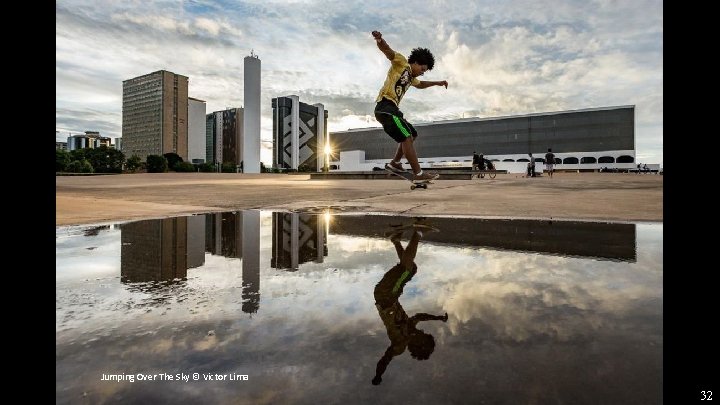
left=56, top=0, right=663, bottom=165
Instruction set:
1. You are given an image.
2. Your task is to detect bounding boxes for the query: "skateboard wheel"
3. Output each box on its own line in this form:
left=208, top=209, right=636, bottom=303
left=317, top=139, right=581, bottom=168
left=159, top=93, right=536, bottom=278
left=410, top=185, right=416, bottom=190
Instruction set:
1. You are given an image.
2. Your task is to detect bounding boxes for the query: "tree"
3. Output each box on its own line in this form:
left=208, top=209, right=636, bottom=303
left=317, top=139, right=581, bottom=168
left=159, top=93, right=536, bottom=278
left=163, top=153, right=183, bottom=171
left=221, top=162, right=236, bottom=173
left=147, top=155, right=168, bottom=173
left=174, top=162, right=196, bottom=172
left=126, top=155, right=142, bottom=173
left=198, top=163, right=215, bottom=172
left=66, top=160, right=82, bottom=173
left=70, top=146, right=124, bottom=173
left=79, top=159, right=94, bottom=173
left=56, top=149, right=70, bottom=172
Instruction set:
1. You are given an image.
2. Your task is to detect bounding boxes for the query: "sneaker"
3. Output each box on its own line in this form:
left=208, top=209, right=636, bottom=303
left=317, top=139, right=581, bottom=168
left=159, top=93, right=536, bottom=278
left=413, top=172, right=439, bottom=181
left=384, top=229, right=404, bottom=242
left=385, top=161, right=407, bottom=173
left=412, top=223, right=440, bottom=233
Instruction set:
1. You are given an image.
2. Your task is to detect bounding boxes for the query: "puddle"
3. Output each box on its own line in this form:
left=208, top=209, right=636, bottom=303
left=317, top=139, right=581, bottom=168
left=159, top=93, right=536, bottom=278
left=56, top=211, right=662, bottom=404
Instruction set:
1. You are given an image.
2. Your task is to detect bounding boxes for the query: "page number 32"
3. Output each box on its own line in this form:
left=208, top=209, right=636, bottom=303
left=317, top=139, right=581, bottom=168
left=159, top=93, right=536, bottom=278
left=701, top=390, right=713, bottom=400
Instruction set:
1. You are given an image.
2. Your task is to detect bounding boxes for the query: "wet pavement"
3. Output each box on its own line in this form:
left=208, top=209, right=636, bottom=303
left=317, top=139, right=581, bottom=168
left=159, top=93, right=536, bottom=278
left=56, top=211, right=662, bottom=404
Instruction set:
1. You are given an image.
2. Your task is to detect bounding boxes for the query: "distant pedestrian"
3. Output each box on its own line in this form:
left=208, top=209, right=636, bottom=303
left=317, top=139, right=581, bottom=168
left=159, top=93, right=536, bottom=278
left=472, top=151, right=480, bottom=172
left=527, top=153, right=536, bottom=177
left=544, top=148, right=555, bottom=178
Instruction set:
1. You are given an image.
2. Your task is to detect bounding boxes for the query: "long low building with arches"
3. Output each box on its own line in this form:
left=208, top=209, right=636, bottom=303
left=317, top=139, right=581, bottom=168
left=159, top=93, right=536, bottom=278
left=327, top=105, right=636, bottom=173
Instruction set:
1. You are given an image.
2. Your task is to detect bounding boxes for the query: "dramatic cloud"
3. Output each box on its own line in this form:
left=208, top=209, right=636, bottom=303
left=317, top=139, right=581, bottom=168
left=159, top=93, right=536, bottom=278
left=56, top=0, right=663, bottom=164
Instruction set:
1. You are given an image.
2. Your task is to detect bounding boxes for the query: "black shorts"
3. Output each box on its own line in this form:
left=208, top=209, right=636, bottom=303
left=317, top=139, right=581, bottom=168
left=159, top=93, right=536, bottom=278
left=374, top=98, right=417, bottom=143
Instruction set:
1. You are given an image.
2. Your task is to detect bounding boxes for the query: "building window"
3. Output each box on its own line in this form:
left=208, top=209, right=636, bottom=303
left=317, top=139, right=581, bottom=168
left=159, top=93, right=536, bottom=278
left=502, top=159, right=514, bottom=162
left=598, top=156, right=614, bottom=163
left=581, top=157, right=597, bottom=164
left=563, top=157, right=579, bottom=164
left=616, top=155, right=634, bottom=163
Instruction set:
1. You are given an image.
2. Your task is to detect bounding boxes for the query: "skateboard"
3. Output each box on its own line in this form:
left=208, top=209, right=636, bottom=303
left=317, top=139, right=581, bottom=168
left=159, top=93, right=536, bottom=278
left=384, top=167, right=434, bottom=190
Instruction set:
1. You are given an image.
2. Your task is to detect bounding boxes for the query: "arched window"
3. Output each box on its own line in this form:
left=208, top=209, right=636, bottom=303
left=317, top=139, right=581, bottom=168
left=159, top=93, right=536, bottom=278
left=517, top=158, right=529, bottom=162
left=536, top=158, right=545, bottom=164
left=503, top=159, right=515, bottom=162
left=554, top=158, right=561, bottom=164
left=581, top=157, right=597, bottom=164
left=598, top=156, right=614, bottom=163
left=563, top=157, right=579, bottom=164
left=616, top=155, right=634, bottom=163
left=491, top=159, right=500, bottom=162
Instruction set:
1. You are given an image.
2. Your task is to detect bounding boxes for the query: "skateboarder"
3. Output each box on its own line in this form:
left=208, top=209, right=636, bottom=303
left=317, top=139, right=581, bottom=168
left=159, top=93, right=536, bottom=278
left=372, top=224, right=448, bottom=385
left=371, top=30, right=448, bottom=182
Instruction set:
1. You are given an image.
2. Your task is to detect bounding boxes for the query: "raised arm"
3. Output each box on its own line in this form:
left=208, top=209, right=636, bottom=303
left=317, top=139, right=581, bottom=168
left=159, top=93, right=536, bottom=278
left=409, top=312, right=449, bottom=324
left=415, top=80, right=449, bottom=89
left=371, top=31, right=395, bottom=61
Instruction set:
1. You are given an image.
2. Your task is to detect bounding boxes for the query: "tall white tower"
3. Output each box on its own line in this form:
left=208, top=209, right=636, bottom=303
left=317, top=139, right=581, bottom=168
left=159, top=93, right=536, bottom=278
left=243, top=52, right=261, bottom=173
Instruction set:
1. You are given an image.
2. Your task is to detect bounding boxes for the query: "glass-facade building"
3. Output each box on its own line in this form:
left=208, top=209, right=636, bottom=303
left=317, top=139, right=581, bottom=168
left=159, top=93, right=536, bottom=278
left=329, top=105, right=635, bottom=170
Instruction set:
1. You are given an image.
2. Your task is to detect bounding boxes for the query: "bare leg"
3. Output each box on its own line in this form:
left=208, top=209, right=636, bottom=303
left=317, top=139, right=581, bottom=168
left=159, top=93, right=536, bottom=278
left=401, top=137, right=421, bottom=174
left=393, top=143, right=403, bottom=163
left=393, top=136, right=416, bottom=164
left=400, top=230, right=421, bottom=268
left=391, top=238, right=404, bottom=260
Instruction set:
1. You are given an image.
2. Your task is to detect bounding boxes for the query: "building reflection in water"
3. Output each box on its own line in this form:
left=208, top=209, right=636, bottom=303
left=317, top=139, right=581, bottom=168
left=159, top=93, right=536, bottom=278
left=120, top=217, right=189, bottom=283
left=119, top=212, right=635, bottom=315
left=120, top=211, right=262, bottom=313
left=241, top=210, right=260, bottom=313
left=331, top=216, right=636, bottom=262
left=271, top=212, right=328, bottom=271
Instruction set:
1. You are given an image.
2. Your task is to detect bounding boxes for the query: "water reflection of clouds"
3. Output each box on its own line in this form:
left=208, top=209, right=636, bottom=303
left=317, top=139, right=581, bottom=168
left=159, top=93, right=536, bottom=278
left=56, top=225, right=121, bottom=280
left=406, top=239, right=662, bottom=343
left=57, top=216, right=662, bottom=404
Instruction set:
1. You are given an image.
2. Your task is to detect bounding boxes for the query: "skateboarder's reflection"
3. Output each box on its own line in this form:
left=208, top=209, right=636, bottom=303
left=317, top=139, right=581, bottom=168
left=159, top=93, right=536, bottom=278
left=372, top=224, right=448, bottom=386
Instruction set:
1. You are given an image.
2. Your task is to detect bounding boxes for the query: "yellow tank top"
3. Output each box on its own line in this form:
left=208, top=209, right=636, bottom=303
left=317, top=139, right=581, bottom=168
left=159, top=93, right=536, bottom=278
left=375, top=52, right=420, bottom=106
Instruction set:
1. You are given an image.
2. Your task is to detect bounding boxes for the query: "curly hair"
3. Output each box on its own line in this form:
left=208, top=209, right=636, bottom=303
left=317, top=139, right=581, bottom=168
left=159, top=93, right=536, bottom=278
left=408, top=47, right=435, bottom=70
left=408, top=331, right=435, bottom=360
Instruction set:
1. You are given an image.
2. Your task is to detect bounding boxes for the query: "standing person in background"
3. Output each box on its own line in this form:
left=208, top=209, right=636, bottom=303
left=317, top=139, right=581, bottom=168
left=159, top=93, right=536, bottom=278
left=472, top=151, right=481, bottom=172
left=544, top=148, right=555, bottom=178
left=527, top=153, right=536, bottom=178
left=371, top=30, right=448, bottom=182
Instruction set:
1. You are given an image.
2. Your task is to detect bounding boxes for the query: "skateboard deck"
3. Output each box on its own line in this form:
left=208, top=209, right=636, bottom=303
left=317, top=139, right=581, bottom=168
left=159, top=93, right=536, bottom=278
left=384, top=167, right=434, bottom=190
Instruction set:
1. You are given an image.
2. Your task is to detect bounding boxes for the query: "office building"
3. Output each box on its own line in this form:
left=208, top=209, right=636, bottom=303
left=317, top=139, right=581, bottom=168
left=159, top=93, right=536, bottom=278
left=271, top=96, right=327, bottom=171
left=122, top=70, right=189, bottom=161
left=206, top=108, right=243, bottom=166
left=188, top=97, right=207, bottom=164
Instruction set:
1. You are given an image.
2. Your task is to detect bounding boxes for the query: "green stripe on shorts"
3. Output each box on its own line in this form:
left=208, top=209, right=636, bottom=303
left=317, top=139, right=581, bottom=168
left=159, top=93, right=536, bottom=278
left=392, top=115, right=411, bottom=138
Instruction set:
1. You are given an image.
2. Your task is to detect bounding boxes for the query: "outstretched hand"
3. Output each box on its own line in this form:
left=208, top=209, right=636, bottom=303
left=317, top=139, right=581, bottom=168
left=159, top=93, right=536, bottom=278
left=371, top=31, right=382, bottom=41
left=440, top=80, right=448, bottom=89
